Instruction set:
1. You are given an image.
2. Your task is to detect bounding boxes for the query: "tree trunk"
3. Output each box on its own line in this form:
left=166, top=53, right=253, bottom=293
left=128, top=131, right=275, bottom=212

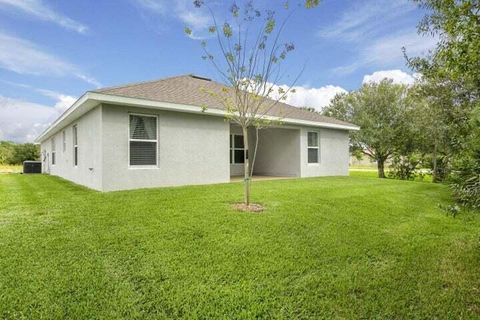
left=242, top=126, right=250, bottom=205
left=377, top=158, right=386, bottom=178
left=432, top=141, right=438, bottom=183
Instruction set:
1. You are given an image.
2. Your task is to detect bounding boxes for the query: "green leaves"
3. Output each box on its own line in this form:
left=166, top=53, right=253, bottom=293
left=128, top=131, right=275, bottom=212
left=265, top=18, right=276, bottom=34
left=230, top=3, right=240, bottom=17
left=223, top=22, right=233, bottom=38
left=0, top=141, right=40, bottom=165
left=184, top=27, right=192, bottom=36
left=407, top=0, right=480, bottom=206
left=323, top=80, right=410, bottom=178
left=305, top=0, right=320, bottom=9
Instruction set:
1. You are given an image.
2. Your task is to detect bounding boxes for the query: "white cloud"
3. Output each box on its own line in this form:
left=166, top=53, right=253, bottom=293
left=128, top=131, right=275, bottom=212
left=269, top=84, right=347, bottom=112
left=319, top=0, right=437, bottom=75
left=365, top=31, right=436, bottom=67
left=75, top=74, right=102, bottom=88
left=0, top=96, right=60, bottom=142
left=0, top=80, right=77, bottom=112
left=0, top=81, right=77, bottom=142
left=318, top=0, right=415, bottom=42
left=134, top=0, right=165, bottom=14
left=332, top=29, right=437, bottom=75
left=35, top=89, right=76, bottom=112
left=0, top=31, right=100, bottom=87
left=362, top=70, right=420, bottom=85
left=0, top=0, right=88, bottom=34
left=133, top=0, right=211, bottom=39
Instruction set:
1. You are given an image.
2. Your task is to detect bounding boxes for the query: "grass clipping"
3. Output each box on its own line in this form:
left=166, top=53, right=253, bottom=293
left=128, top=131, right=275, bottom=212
left=232, top=203, right=265, bottom=213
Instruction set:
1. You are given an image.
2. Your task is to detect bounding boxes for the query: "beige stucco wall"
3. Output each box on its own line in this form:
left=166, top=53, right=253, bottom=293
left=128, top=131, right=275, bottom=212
left=100, top=104, right=230, bottom=191
left=252, top=127, right=301, bottom=177
left=40, top=106, right=103, bottom=190
left=300, top=127, right=350, bottom=177
left=229, top=124, right=349, bottom=178
left=40, top=103, right=350, bottom=191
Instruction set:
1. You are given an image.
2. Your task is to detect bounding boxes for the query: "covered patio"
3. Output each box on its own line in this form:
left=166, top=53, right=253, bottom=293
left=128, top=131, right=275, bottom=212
left=229, top=124, right=301, bottom=179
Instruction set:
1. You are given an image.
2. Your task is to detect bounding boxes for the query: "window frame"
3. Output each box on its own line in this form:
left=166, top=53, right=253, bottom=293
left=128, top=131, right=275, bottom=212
left=128, top=113, right=159, bottom=169
left=73, top=125, right=78, bottom=167
left=51, top=137, right=56, bottom=166
left=230, top=134, right=245, bottom=165
left=307, top=131, right=320, bottom=164
left=62, top=130, right=66, bottom=152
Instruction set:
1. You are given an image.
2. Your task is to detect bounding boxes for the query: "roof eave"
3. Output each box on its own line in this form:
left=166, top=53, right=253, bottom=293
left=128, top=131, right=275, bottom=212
left=35, top=92, right=360, bottom=143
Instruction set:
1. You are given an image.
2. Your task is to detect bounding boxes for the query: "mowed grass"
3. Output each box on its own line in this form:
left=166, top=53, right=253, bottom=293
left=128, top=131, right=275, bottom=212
left=350, top=168, right=434, bottom=182
left=0, top=165, right=22, bottom=173
left=0, top=174, right=479, bottom=319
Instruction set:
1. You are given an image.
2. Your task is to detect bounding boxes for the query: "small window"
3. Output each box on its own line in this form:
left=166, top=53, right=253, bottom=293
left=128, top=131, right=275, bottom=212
left=230, top=134, right=245, bottom=164
left=62, top=130, right=66, bottom=152
left=73, top=125, right=78, bottom=166
left=307, top=131, right=319, bottom=163
left=129, top=114, right=158, bottom=166
left=51, top=138, right=56, bottom=165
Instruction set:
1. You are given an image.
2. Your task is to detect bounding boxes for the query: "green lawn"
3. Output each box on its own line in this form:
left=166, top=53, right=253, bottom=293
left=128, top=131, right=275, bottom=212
left=0, top=174, right=479, bottom=319
left=0, top=164, right=22, bottom=173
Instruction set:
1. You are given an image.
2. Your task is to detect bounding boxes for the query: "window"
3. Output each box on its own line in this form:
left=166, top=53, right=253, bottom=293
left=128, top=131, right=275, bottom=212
left=307, top=131, right=319, bottom=163
left=62, top=130, right=66, bottom=152
left=51, top=138, right=56, bottom=165
left=73, top=125, right=78, bottom=166
left=230, top=134, right=245, bottom=164
left=129, top=114, right=158, bottom=166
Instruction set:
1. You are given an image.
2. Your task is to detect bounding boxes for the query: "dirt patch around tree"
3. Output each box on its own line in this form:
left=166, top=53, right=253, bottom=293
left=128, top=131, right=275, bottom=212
left=232, top=203, right=265, bottom=213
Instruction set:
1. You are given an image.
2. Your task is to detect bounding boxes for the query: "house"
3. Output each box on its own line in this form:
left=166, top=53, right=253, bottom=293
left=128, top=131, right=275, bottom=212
left=35, top=75, right=359, bottom=191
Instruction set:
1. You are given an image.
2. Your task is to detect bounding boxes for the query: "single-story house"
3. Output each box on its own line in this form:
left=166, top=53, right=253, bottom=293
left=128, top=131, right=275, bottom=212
left=35, top=75, right=359, bottom=191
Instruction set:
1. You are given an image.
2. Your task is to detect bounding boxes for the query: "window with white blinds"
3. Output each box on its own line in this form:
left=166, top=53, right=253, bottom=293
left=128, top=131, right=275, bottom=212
left=307, top=131, right=319, bottom=163
left=129, top=114, right=158, bottom=166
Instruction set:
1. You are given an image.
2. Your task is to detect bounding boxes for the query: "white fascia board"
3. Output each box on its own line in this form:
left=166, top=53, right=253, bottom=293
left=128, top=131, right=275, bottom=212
left=35, top=93, right=92, bottom=143
left=90, top=93, right=360, bottom=131
left=268, top=116, right=359, bottom=131
left=35, top=92, right=359, bottom=142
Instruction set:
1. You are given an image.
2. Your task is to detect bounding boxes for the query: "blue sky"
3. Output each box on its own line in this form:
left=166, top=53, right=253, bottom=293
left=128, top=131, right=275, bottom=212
left=0, top=0, right=436, bottom=142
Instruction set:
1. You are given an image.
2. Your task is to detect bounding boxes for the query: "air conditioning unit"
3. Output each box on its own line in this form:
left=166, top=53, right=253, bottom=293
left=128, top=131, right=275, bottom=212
left=23, top=161, right=42, bottom=174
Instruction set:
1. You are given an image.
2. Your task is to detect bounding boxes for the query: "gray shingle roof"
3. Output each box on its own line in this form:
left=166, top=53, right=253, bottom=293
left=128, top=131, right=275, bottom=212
left=93, top=74, right=357, bottom=128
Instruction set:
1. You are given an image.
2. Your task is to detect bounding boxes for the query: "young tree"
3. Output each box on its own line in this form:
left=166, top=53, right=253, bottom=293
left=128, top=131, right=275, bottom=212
left=184, top=1, right=311, bottom=207
left=323, top=80, right=410, bottom=178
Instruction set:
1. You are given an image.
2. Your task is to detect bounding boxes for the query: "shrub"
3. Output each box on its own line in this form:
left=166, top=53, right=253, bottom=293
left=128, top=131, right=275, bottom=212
left=388, top=154, right=425, bottom=181
left=451, top=175, right=480, bottom=210
left=450, top=149, right=480, bottom=210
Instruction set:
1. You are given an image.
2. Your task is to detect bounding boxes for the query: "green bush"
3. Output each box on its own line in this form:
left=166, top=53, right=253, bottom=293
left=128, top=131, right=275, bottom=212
left=450, top=149, right=480, bottom=210
left=388, top=154, right=425, bottom=181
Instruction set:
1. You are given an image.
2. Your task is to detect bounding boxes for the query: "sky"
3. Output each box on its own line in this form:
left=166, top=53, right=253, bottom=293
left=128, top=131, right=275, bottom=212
left=0, top=0, right=436, bottom=142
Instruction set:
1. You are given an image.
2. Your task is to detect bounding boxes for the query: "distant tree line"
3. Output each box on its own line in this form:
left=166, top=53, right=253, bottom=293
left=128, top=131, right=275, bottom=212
left=0, top=141, right=40, bottom=165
